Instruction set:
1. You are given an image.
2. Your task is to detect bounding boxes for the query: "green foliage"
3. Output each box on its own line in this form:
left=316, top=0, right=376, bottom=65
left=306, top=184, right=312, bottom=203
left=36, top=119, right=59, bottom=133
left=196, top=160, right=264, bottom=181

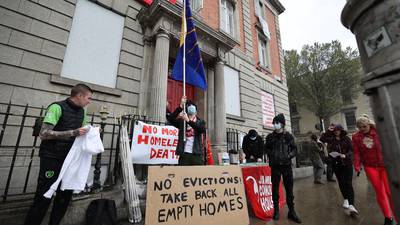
left=285, top=41, right=362, bottom=121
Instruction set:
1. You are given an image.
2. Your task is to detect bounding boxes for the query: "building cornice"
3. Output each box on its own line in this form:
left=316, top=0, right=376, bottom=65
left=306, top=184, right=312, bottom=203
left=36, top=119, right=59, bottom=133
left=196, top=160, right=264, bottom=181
left=269, top=0, right=285, bottom=15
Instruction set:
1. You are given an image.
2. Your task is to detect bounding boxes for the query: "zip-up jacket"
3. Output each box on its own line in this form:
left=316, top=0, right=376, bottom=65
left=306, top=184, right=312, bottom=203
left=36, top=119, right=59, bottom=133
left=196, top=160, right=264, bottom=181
left=352, top=127, right=385, bottom=171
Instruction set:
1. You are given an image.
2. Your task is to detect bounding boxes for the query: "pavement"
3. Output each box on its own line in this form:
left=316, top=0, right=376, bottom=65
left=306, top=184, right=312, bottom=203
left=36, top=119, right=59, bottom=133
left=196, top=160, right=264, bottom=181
left=121, top=172, right=390, bottom=225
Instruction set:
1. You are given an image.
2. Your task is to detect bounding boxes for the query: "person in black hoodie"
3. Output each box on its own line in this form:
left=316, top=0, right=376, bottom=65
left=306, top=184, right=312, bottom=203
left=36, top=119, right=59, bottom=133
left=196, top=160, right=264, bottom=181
left=169, top=96, right=206, bottom=166
left=320, top=124, right=358, bottom=216
left=265, top=113, right=301, bottom=223
left=242, top=129, right=264, bottom=163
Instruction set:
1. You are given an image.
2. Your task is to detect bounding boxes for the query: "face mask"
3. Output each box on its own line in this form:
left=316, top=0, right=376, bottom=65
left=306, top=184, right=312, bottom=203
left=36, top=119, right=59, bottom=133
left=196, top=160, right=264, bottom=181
left=273, top=123, right=282, bottom=130
left=187, top=105, right=197, bottom=115
left=250, top=136, right=256, bottom=141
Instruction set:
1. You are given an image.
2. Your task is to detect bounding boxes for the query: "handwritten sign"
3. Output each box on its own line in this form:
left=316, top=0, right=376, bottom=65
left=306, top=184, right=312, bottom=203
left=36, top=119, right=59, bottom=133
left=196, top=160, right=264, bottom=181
left=261, top=91, right=275, bottom=129
left=131, top=121, right=179, bottom=164
left=145, top=166, right=250, bottom=225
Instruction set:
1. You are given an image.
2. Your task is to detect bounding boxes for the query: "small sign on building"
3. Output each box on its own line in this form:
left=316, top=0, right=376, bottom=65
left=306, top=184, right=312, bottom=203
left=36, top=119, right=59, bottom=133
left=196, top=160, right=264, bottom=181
left=261, top=91, right=275, bottom=129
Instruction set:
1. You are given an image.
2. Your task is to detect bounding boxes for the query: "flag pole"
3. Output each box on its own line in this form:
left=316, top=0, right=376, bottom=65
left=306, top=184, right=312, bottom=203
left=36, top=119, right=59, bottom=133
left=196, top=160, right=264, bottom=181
left=183, top=0, right=187, bottom=142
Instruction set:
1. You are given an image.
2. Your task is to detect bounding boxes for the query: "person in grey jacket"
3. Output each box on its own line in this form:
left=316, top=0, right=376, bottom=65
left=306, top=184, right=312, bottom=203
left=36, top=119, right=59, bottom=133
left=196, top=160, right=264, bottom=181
left=169, top=96, right=206, bottom=166
left=265, top=113, right=301, bottom=223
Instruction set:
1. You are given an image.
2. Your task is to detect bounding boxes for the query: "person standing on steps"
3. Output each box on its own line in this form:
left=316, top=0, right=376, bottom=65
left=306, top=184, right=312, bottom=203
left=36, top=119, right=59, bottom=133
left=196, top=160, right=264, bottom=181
left=23, top=83, right=93, bottom=225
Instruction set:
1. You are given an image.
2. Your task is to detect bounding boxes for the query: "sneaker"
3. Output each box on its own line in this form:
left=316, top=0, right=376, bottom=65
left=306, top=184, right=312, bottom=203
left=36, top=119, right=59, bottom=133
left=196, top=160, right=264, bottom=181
left=342, top=199, right=349, bottom=209
left=288, top=210, right=302, bottom=223
left=384, top=217, right=393, bottom=225
left=348, top=205, right=359, bottom=216
left=314, top=180, right=324, bottom=184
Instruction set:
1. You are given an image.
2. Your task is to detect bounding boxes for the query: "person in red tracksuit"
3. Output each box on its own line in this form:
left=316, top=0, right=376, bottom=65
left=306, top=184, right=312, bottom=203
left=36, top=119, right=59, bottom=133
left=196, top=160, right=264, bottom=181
left=352, top=115, right=398, bottom=225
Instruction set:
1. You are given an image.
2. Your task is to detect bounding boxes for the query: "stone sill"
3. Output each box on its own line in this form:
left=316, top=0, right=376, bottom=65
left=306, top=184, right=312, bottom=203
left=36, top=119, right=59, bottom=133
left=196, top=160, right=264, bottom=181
left=50, top=75, right=123, bottom=97
left=226, top=114, right=246, bottom=122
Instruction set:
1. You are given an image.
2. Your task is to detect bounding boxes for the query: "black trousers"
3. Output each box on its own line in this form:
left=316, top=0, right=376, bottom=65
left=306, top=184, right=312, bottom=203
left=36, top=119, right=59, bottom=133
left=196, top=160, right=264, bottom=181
left=326, top=161, right=334, bottom=180
left=24, top=157, right=73, bottom=225
left=178, top=152, right=204, bottom=165
left=333, top=164, right=355, bottom=205
left=271, top=165, right=295, bottom=210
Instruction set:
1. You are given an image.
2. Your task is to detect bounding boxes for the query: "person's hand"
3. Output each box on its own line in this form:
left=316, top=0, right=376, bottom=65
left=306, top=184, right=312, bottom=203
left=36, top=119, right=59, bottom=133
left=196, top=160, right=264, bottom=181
left=257, top=158, right=262, bottom=163
left=250, top=155, right=255, bottom=160
left=179, top=112, right=189, bottom=122
left=180, top=96, right=187, bottom=108
left=76, top=127, right=89, bottom=136
left=340, top=154, right=346, bottom=159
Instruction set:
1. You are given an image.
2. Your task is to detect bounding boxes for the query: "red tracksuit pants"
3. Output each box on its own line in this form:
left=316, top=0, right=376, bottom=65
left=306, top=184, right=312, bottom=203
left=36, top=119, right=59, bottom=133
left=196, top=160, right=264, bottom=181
left=364, top=166, right=397, bottom=220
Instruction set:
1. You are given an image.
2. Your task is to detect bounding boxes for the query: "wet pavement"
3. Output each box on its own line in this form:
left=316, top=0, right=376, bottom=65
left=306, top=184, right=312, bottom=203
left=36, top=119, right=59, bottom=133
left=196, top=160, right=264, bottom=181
left=250, top=173, right=384, bottom=225
left=122, top=173, right=387, bottom=225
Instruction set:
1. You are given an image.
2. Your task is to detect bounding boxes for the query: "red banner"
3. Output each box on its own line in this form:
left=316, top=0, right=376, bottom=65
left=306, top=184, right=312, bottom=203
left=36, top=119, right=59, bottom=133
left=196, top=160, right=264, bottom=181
left=241, top=165, right=285, bottom=221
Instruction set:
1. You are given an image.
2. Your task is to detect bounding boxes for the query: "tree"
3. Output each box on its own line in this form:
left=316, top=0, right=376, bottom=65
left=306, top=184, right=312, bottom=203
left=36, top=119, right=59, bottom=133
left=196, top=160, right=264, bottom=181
left=285, top=41, right=362, bottom=128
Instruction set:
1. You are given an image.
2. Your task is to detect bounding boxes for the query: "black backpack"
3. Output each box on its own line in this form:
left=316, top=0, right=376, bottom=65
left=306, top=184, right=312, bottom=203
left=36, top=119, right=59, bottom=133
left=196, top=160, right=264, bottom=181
left=86, top=199, right=118, bottom=225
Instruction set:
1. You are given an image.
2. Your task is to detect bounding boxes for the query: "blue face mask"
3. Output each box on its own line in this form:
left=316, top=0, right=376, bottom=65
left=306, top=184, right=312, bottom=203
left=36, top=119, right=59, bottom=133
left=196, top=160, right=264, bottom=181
left=187, top=105, right=197, bottom=115
left=273, top=123, right=282, bottom=130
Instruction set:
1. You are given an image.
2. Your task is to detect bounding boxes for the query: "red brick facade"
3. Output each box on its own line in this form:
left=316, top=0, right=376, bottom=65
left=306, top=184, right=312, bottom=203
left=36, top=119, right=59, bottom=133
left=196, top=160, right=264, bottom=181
left=199, top=0, right=283, bottom=78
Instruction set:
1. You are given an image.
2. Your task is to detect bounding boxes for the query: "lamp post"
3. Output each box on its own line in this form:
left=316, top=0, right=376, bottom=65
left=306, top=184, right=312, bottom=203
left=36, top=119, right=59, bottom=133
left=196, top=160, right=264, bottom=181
left=92, top=105, right=109, bottom=191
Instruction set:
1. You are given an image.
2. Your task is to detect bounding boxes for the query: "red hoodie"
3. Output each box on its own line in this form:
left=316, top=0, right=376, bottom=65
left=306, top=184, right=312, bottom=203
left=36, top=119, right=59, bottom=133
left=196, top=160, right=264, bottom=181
left=352, top=127, right=385, bottom=172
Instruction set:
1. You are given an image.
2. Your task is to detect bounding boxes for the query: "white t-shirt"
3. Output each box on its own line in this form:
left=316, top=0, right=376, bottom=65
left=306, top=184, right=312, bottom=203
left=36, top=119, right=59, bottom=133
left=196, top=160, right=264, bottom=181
left=184, top=136, right=195, bottom=153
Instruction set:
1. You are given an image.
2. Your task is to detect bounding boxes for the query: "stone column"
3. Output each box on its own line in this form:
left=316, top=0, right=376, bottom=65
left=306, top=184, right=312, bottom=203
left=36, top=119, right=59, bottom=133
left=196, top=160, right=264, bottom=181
left=149, top=30, right=170, bottom=122
left=213, top=59, right=227, bottom=156
left=207, top=68, right=215, bottom=143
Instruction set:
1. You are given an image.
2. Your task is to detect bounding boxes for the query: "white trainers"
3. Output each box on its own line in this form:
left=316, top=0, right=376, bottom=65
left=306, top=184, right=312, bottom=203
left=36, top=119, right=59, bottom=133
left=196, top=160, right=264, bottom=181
left=342, top=199, right=349, bottom=209
left=348, top=205, right=359, bottom=215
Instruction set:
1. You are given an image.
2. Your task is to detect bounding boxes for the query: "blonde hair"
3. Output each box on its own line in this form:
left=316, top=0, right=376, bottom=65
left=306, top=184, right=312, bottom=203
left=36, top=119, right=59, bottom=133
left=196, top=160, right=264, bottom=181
left=356, top=114, right=375, bottom=128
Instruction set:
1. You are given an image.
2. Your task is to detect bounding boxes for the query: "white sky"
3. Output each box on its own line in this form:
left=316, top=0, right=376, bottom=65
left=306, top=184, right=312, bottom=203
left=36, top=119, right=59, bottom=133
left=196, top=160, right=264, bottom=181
left=278, top=0, right=358, bottom=52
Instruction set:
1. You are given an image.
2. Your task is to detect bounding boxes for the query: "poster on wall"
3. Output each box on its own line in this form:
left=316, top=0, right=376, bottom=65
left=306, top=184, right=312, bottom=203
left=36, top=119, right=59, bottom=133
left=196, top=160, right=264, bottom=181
left=131, top=121, right=179, bottom=164
left=261, top=91, right=275, bottom=129
left=145, top=165, right=249, bottom=225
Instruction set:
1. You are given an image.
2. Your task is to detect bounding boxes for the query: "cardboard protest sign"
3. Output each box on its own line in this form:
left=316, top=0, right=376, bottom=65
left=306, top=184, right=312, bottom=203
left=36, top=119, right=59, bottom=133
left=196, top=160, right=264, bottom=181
left=131, top=121, right=179, bottom=164
left=145, top=166, right=250, bottom=225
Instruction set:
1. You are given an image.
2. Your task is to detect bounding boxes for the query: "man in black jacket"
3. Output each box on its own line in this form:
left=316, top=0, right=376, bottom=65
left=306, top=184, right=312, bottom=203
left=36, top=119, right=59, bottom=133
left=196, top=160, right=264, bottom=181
left=169, top=96, right=206, bottom=166
left=242, top=129, right=263, bottom=163
left=24, top=84, right=92, bottom=225
left=265, top=113, right=301, bottom=223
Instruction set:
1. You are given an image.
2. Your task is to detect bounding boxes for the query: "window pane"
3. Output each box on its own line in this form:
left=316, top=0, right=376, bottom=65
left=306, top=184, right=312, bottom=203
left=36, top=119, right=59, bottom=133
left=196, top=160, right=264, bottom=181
left=345, top=111, right=356, bottom=130
left=224, top=66, right=241, bottom=116
left=61, top=0, right=124, bottom=88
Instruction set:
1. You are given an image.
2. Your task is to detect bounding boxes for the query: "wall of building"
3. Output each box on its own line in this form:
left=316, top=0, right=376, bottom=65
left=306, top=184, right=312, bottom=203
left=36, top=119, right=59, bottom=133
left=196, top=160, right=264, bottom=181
left=296, top=93, right=373, bottom=135
left=0, top=0, right=145, bottom=116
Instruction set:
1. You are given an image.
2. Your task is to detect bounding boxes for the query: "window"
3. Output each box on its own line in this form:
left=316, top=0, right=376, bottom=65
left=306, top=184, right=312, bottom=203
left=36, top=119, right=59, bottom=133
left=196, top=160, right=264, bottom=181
left=292, top=118, right=300, bottom=135
left=290, top=102, right=298, bottom=115
left=220, top=0, right=235, bottom=36
left=258, top=0, right=265, bottom=19
left=190, top=0, right=203, bottom=11
left=60, top=0, right=124, bottom=88
left=258, top=34, right=271, bottom=68
left=224, top=66, right=241, bottom=116
left=344, top=111, right=356, bottom=130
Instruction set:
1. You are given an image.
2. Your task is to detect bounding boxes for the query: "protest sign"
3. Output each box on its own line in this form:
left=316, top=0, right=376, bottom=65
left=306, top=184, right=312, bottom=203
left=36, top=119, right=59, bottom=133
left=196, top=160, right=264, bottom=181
left=145, top=166, right=250, bottom=225
left=131, top=121, right=179, bottom=164
left=241, top=165, right=285, bottom=220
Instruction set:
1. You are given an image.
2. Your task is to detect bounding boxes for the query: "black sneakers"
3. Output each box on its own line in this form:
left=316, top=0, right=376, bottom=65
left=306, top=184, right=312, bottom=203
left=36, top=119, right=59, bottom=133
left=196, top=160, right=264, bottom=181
left=384, top=217, right=393, bottom=225
left=288, top=210, right=302, bottom=223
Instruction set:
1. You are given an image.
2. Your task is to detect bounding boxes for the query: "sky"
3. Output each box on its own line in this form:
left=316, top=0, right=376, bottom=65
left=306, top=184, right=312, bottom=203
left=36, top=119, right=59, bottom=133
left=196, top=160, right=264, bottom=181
left=278, top=0, right=358, bottom=52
